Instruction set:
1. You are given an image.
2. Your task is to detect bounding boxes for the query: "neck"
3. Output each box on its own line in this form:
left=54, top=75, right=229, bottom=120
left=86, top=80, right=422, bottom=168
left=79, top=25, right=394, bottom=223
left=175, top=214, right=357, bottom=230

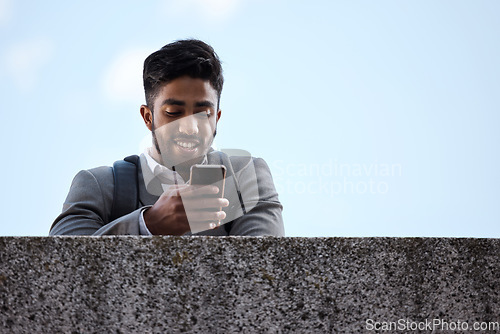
left=150, top=147, right=204, bottom=182
left=150, top=148, right=163, bottom=166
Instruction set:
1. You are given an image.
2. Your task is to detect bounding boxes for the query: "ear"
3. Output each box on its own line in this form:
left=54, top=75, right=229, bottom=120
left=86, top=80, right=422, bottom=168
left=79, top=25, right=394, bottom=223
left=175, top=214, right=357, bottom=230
left=140, top=105, right=153, bottom=131
left=216, top=109, right=222, bottom=123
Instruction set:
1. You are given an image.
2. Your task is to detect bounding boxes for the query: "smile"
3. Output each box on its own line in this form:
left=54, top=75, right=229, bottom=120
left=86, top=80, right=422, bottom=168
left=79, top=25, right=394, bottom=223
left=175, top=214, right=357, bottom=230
left=174, top=140, right=200, bottom=150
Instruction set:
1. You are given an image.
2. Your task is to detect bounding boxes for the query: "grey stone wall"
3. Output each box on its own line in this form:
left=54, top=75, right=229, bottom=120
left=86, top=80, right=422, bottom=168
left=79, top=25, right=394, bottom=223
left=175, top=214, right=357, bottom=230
left=1, top=237, right=499, bottom=333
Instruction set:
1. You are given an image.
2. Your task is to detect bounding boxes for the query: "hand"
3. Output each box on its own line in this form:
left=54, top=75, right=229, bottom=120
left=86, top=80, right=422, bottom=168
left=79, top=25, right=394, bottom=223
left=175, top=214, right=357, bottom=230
left=143, top=184, right=229, bottom=235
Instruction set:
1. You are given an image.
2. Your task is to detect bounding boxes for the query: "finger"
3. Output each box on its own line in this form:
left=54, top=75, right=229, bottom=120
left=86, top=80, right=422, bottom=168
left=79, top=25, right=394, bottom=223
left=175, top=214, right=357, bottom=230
left=178, top=185, right=220, bottom=198
left=189, top=220, right=221, bottom=231
left=182, top=197, right=229, bottom=210
left=185, top=210, right=226, bottom=223
left=161, top=184, right=190, bottom=196
left=190, top=219, right=223, bottom=231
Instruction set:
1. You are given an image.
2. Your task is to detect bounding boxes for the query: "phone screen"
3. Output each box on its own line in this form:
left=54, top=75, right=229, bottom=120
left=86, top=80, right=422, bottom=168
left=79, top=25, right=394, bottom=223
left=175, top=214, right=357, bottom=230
left=189, top=165, right=226, bottom=198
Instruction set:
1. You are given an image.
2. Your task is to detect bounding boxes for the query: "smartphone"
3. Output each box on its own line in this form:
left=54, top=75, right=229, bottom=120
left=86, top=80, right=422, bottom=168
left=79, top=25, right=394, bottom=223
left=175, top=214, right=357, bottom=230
left=190, top=164, right=226, bottom=198
left=190, top=164, right=227, bottom=228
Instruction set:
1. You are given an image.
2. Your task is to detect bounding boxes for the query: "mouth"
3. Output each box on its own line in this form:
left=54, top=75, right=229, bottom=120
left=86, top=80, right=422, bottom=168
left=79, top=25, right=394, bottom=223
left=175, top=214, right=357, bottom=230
left=173, top=139, right=201, bottom=153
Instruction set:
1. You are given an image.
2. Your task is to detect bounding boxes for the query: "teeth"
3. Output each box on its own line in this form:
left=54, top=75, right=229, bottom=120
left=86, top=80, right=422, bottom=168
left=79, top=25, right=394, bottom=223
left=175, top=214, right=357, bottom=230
left=176, top=141, right=197, bottom=149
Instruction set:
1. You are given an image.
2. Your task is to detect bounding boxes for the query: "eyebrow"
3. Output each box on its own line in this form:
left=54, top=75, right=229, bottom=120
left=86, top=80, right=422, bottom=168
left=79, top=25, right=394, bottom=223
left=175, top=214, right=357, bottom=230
left=160, top=99, right=215, bottom=109
left=161, top=98, right=185, bottom=106
left=195, top=101, right=215, bottom=108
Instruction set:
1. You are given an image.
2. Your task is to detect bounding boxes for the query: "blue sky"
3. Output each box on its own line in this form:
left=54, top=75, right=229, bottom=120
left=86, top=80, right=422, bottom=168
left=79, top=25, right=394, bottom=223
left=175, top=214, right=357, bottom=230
left=0, top=0, right=499, bottom=236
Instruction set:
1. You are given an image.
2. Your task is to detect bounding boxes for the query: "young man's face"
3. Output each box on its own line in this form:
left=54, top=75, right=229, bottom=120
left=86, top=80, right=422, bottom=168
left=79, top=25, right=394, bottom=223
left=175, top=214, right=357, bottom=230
left=141, top=76, right=221, bottom=170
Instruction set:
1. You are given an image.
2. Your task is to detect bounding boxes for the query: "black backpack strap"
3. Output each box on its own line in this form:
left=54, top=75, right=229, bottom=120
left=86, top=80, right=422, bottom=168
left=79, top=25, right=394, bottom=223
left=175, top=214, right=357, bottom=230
left=109, top=155, right=140, bottom=222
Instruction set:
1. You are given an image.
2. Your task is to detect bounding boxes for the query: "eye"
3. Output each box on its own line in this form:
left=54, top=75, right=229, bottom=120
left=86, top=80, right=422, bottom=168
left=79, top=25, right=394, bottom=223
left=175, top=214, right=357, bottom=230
left=195, top=110, right=212, bottom=118
left=165, top=110, right=182, bottom=117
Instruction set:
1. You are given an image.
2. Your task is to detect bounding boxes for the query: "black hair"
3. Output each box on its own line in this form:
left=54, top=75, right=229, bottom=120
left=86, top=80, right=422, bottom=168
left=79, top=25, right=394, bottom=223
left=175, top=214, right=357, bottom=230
left=143, top=39, right=224, bottom=110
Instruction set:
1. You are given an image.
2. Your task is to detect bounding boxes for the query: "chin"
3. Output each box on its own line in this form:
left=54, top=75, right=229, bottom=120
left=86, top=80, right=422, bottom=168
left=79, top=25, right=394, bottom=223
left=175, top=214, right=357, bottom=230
left=164, top=151, right=205, bottom=169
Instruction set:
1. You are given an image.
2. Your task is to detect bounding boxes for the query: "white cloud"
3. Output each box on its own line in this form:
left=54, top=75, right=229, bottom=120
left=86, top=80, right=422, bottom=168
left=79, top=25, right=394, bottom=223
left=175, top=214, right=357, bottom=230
left=161, top=0, right=241, bottom=21
left=101, top=48, right=151, bottom=104
left=195, top=0, right=240, bottom=19
left=4, top=38, right=54, bottom=91
left=0, top=0, right=12, bottom=26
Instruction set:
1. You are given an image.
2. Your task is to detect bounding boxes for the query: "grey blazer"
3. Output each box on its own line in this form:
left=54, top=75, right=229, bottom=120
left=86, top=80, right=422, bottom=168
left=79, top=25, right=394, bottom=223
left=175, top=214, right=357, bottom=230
left=50, top=150, right=284, bottom=236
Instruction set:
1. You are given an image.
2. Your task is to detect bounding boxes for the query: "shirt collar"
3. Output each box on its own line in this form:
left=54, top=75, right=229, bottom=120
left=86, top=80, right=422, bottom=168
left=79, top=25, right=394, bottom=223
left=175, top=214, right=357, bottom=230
left=143, top=147, right=208, bottom=185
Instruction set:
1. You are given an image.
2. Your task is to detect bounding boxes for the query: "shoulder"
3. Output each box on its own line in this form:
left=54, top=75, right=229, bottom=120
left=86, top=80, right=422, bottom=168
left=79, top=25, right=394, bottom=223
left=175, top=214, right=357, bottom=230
left=68, top=166, right=114, bottom=200
left=208, top=150, right=269, bottom=173
left=67, top=165, right=116, bottom=218
left=84, top=166, right=114, bottom=185
left=76, top=155, right=143, bottom=189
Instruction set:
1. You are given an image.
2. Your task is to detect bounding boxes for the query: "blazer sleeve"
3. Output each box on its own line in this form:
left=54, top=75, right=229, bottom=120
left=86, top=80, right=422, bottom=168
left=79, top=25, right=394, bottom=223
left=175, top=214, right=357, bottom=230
left=49, top=167, right=145, bottom=236
left=227, top=157, right=285, bottom=236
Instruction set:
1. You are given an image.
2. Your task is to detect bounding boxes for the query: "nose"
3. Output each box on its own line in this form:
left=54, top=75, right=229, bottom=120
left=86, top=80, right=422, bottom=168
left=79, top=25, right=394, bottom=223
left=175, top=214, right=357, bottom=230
left=178, top=115, right=199, bottom=135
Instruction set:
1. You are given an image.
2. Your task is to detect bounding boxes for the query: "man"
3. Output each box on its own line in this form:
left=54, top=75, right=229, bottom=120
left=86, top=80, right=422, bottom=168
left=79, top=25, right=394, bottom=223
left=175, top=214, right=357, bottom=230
left=50, top=39, right=284, bottom=236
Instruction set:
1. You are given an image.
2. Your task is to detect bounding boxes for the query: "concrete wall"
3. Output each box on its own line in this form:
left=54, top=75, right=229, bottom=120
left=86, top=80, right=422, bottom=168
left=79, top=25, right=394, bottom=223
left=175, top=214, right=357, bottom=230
left=1, top=237, right=499, bottom=333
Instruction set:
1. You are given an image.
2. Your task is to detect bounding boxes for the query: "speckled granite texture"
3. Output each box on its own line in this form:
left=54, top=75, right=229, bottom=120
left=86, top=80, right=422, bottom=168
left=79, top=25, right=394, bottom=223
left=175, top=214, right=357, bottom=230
left=0, top=237, right=499, bottom=333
